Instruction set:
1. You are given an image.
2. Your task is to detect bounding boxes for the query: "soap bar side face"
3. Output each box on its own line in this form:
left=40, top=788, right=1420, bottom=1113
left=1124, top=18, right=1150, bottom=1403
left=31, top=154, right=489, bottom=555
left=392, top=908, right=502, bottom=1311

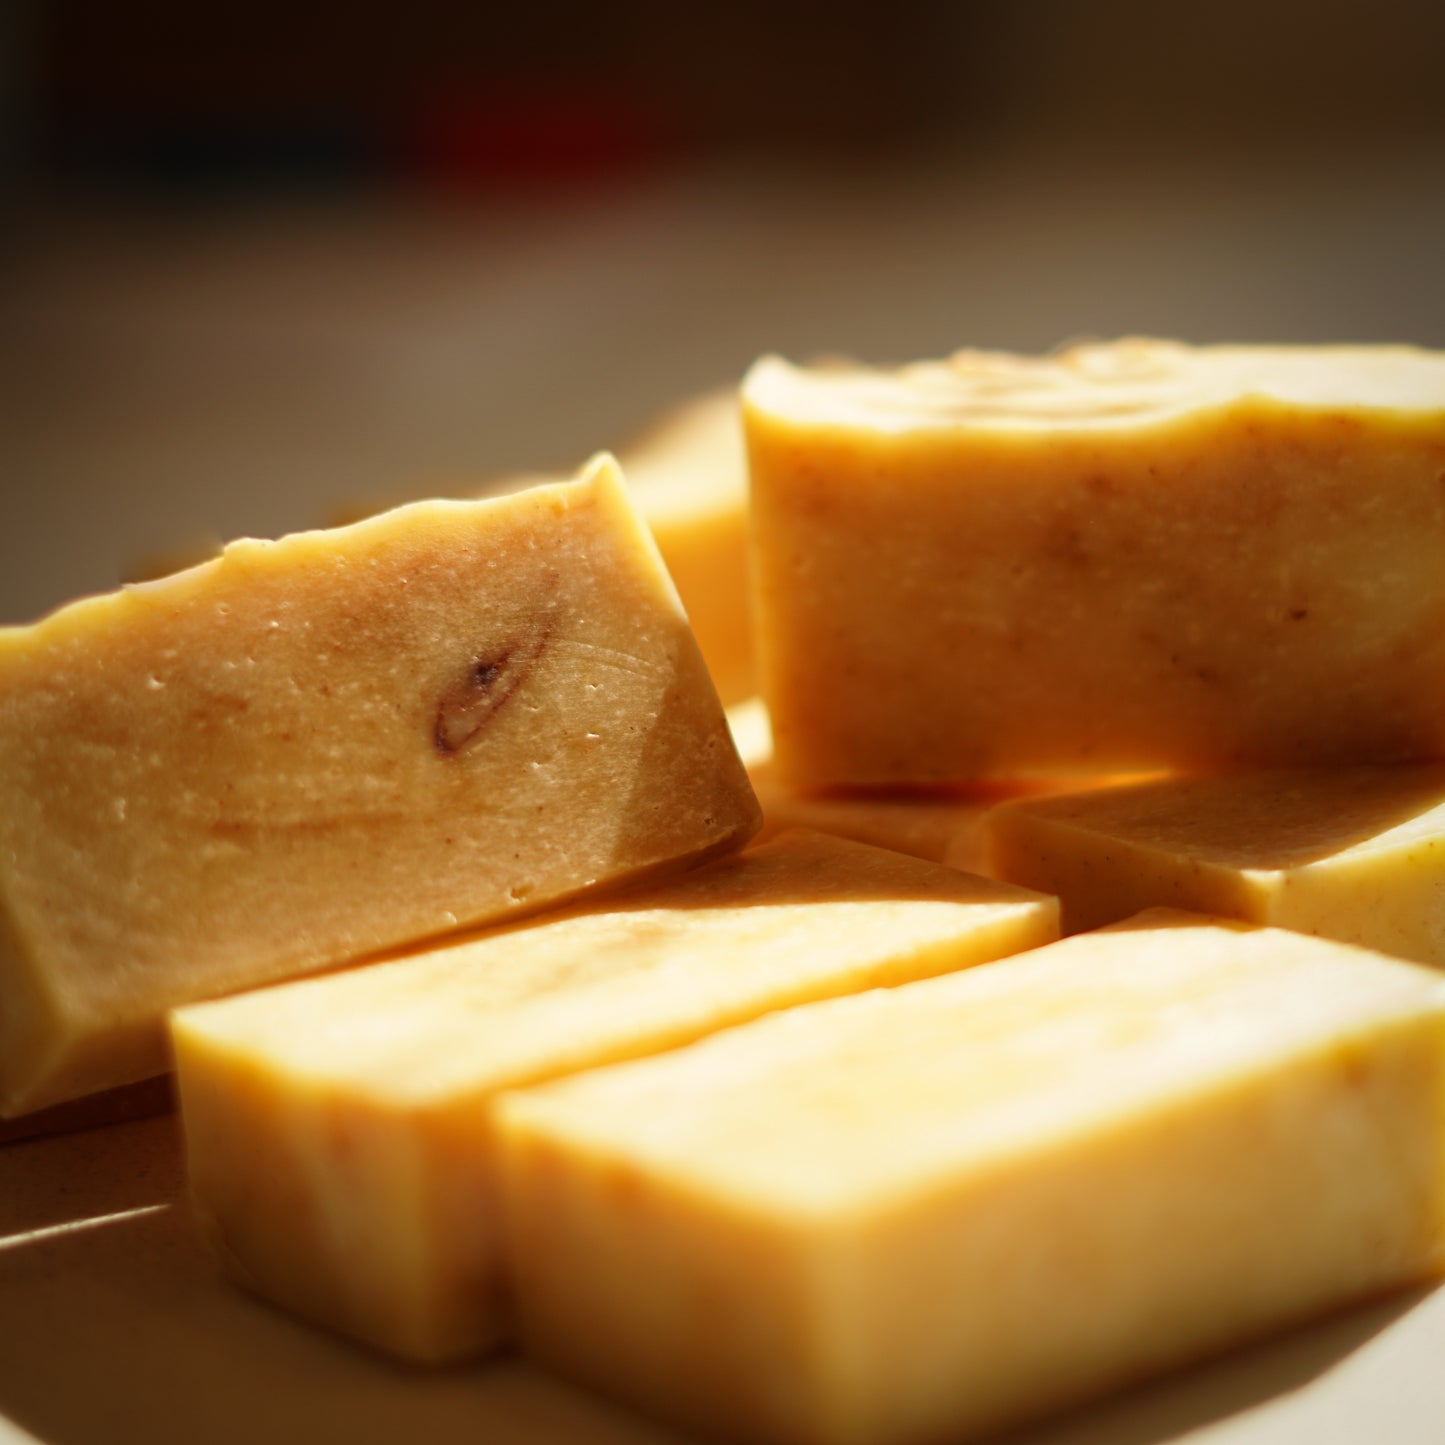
left=621, top=389, right=755, bottom=706
left=171, top=831, right=1057, bottom=1363
left=496, top=916, right=1445, bottom=1445
left=987, top=802, right=1270, bottom=933
left=0, top=460, right=759, bottom=1115
left=746, top=345, right=1445, bottom=785
left=499, top=1126, right=837, bottom=1443
left=178, top=1041, right=502, bottom=1360
left=829, top=1016, right=1445, bottom=1444
left=988, top=766, right=1445, bottom=962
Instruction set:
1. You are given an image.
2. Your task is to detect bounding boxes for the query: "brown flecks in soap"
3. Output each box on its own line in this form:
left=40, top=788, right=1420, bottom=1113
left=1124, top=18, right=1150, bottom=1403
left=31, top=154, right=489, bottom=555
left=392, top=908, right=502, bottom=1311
left=434, top=622, right=553, bottom=757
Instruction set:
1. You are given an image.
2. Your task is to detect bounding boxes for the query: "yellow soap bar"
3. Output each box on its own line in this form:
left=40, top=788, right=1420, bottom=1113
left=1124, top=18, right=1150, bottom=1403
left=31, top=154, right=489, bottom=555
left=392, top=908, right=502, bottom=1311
left=497, top=911, right=1445, bottom=1445
left=0, top=455, right=759, bottom=1116
left=171, top=830, right=1056, bottom=1363
left=744, top=339, right=1445, bottom=786
left=988, top=764, right=1445, bottom=960
left=619, top=388, right=754, bottom=705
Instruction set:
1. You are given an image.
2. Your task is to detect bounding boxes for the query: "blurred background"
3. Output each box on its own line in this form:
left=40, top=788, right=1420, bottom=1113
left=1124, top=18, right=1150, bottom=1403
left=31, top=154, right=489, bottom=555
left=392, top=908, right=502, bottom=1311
left=2, top=0, right=1443, bottom=623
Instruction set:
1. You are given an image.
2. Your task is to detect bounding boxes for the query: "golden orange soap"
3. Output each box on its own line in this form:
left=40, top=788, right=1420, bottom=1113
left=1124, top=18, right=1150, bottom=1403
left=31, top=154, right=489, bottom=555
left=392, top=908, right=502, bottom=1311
left=744, top=339, right=1445, bottom=786
left=171, top=831, right=1056, bottom=1362
left=618, top=388, right=754, bottom=704
left=0, top=456, right=758, bottom=1116
left=498, top=910, right=1445, bottom=1445
left=988, top=763, right=1445, bottom=960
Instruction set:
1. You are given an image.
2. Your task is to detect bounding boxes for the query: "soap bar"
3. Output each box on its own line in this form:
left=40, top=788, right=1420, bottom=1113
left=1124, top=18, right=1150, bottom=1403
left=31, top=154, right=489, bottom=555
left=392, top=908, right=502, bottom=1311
left=744, top=339, right=1445, bottom=785
left=496, top=911, right=1445, bottom=1445
left=619, top=389, right=754, bottom=705
left=988, top=764, right=1445, bottom=959
left=171, top=830, right=1056, bottom=1363
left=0, top=455, right=758, bottom=1116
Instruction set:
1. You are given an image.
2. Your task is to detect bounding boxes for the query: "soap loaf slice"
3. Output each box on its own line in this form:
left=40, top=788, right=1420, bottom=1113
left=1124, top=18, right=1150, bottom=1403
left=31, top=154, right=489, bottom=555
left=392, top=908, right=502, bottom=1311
left=497, top=910, right=1445, bottom=1445
left=988, top=763, right=1445, bottom=960
left=617, top=388, right=754, bottom=705
left=744, top=340, right=1445, bottom=785
left=171, top=831, right=1057, bottom=1363
left=0, top=455, right=759, bottom=1116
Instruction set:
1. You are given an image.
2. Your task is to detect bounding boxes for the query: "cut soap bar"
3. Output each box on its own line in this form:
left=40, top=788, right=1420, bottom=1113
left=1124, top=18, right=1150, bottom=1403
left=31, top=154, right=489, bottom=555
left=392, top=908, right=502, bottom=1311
left=618, top=388, right=754, bottom=704
left=744, top=339, right=1445, bottom=785
left=0, top=455, right=759, bottom=1116
left=988, top=764, right=1445, bottom=959
left=496, top=911, right=1445, bottom=1445
left=171, top=830, right=1056, bottom=1363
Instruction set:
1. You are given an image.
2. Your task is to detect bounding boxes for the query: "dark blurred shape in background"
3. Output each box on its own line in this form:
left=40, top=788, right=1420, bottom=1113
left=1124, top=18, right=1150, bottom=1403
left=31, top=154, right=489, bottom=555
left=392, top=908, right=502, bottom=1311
left=14, top=0, right=1445, bottom=199
left=1, top=1, right=1443, bottom=620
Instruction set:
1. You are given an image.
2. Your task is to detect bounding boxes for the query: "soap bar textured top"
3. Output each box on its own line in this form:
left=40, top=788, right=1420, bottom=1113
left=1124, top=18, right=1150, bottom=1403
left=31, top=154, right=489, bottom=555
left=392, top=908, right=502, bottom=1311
left=0, top=455, right=759, bottom=1116
left=744, top=339, right=1445, bottom=785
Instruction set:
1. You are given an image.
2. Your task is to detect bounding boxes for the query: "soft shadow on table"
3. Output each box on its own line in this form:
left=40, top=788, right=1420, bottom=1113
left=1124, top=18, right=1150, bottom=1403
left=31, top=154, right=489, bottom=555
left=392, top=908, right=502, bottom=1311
left=0, top=1116, right=682, bottom=1445
left=0, top=1113, right=1437, bottom=1445
left=998, top=1282, right=1437, bottom=1445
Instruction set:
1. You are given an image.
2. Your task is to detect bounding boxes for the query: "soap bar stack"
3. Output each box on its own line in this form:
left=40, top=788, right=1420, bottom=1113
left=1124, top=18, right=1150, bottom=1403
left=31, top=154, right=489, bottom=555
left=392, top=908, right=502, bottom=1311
left=9, top=339, right=1445, bottom=1445
left=173, top=829, right=1056, bottom=1362
left=741, top=340, right=1445, bottom=967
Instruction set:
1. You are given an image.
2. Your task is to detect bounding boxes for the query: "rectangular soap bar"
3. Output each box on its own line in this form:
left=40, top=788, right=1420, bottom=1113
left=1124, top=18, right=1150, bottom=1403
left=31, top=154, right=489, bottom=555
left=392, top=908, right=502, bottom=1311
left=744, top=340, right=1445, bottom=786
left=171, top=830, right=1056, bottom=1363
left=988, top=764, right=1445, bottom=960
left=619, top=388, right=754, bottom=705
left=0, top=455, right=759, bottom=1116
left=497, top=911, right=1445, bottom=1445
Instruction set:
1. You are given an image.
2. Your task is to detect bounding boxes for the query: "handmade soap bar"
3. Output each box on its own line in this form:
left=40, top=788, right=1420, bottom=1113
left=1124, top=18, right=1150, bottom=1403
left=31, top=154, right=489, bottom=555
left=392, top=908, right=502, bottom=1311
left=0, top=456, right=759, bottom=1116
left=988, top=765, right=1445, bottom=958
left=744, top=340, right=1445, bottom=786
left=497, top=911, right=1445, bottom=1445
left=619, top=388, right=754, bottom=704
left=171, top=830, right=1056, bottom=1363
